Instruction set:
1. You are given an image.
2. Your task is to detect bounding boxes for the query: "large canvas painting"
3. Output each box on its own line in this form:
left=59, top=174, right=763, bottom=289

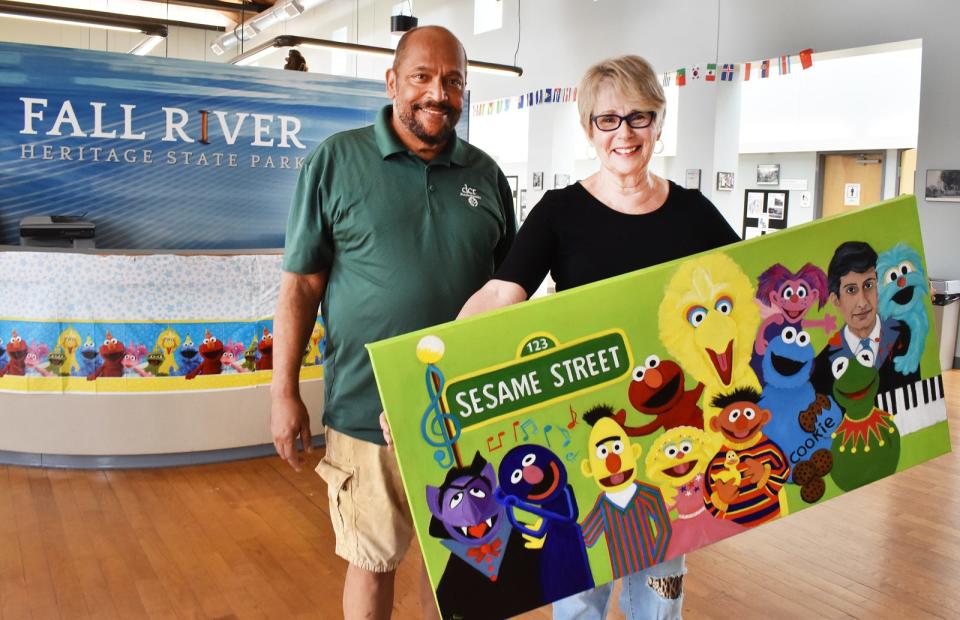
left=367, top=195, right=951, bottom=619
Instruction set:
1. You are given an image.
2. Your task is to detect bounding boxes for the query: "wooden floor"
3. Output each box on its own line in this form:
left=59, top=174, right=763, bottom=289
left=1, top=371, right=957, bottom=619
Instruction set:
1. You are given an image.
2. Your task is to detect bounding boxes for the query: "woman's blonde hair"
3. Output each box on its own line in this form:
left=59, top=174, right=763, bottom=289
left=577, top=55, right=666, bottom=134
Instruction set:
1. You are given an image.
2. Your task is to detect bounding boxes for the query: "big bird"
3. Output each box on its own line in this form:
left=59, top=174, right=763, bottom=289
left=658, top=253, right=761, bottom=446
left=155, top=326, right=182, bottom=376
left=57, top=325, right=82, bottom=376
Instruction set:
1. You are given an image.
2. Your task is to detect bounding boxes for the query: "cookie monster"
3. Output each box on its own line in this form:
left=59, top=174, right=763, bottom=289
left=176, top=335, right=201, bottom=377
left=77, top=335, right=101, bottom=377
left=426, top=452, right=543, bottom=619
left=758, top=326, right=842, bottom=502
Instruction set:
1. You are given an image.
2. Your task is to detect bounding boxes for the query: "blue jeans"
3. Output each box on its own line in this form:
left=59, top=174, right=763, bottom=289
left=552, top=555, right=686, bottom=620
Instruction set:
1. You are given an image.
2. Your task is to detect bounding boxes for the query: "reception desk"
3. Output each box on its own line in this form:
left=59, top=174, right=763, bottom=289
left=0, top=246, right=324, bottom=468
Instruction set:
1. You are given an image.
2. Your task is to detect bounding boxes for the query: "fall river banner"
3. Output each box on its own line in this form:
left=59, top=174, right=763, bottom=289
left=368, top=195, right=952, bottom=619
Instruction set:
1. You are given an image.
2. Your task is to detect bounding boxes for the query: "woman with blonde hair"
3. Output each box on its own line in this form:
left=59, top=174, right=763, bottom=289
left=458, top=54, right=740, bottom=618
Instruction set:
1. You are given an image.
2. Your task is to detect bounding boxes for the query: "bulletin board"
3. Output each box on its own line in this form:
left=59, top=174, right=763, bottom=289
left=743, top=189, right=790, bottom=239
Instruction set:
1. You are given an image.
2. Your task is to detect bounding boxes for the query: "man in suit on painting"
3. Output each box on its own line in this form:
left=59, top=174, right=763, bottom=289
left=811, top=241, right=918, bottom=400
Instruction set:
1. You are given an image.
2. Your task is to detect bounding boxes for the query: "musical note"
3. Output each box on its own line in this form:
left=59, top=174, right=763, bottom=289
left=558, top=427, right=572, bottom=448
left=567, top=406, right=577, bottom=429
left=543, top=424, right=553, bottom=448
left=487, top=431, right=506, bottom=452
left=418, top=362, right=461, bottom=469
left=520, top=419, right=539, bottom=441
left=564, top=451, right=579, bottom=462
left=512, top=420, right=520, bottom=442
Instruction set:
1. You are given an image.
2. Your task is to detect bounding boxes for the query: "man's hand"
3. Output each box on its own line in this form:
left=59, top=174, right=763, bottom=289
left=379, top=412, right=393, bottom=450
left=271, top=395, right=313, bottom=471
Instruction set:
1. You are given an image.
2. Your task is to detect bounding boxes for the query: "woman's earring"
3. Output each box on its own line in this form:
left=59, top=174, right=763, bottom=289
left=654, top=139, right=664, bottom=155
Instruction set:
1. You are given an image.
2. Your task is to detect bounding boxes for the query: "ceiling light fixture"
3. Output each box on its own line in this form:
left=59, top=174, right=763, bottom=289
left=129, top=34, right=167, bottom=56
left=391, top=0, right=416, bottom=34
left=0, top=11, right=143, bottom=32
left=229, top=35, right=523, bottom=77
left=0, top=0, right=222, bottom=35
left=233, top=42, right=286, bottom=66
left=390, top=14, right=417, bottom=34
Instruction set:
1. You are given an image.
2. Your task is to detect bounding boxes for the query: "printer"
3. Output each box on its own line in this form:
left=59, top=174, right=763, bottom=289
left=19, top=215, right=95, bottom=248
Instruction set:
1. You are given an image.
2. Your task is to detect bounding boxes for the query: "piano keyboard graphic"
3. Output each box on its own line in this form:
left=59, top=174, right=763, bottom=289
left=875, top=375, right=948, bottom=436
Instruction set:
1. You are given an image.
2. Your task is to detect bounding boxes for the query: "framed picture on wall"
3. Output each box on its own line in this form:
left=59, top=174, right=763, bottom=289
left=757, top=164, right=780, bottom=185
left=685, top=168, right=701, bottom=190
left=554, top=173, right=571, bottom=189
left=532, top=171, right=544, bottom=190
left=716, top=171, right=735, bottom=191
left=924, top=169, right=960, bottom=202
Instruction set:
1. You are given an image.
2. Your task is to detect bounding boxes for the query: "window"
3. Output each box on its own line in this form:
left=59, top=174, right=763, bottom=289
left=474, top=0, right=502, bottom=35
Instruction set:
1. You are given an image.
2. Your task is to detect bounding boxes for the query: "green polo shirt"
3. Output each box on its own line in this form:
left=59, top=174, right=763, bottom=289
left=283, top=105, right=516, bottom=444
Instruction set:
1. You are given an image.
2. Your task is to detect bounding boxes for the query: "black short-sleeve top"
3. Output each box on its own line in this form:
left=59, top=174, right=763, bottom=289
left=494, top=180, right=740, bottom=295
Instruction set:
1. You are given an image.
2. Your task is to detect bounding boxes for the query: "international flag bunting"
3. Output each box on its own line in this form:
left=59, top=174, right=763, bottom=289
left=518, top=95, right=524, bottom=109
left=691, top=65, right=702, bottom=80
left=779, top=55, right=791, bottom=75
left=662, top=72, right=671, bottom=87
left=799, top=48, right=814, bottom=70
left=761, top=59, right=770, bottom=78
left=705, top=63, right=717, bottom=82
left=744, top=61, right=751, bottom=81
left=676, top=68, right=686, bottom=86
left=720, top=63, right=735, bottom=81
left=553, top=88, right=561, bottom=101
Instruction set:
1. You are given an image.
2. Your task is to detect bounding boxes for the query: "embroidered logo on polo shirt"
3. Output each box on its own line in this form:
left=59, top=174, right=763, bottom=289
left=460, top=184, right=481, bottom=207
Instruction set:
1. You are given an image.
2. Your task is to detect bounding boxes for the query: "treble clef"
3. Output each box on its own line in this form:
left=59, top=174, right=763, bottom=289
left=416, top=335, right=460, bottom=469
left=420, top=363, right=461, bottom=468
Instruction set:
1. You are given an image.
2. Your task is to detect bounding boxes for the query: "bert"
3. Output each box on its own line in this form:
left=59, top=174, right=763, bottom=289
left=579, top=405, right=672, bottom=579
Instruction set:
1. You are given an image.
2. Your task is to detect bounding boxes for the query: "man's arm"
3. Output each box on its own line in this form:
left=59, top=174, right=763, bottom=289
left=270, top=269, right=328, bottom=471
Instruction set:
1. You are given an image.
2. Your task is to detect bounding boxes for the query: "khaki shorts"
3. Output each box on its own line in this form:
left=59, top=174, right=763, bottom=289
left=315, top=427, right=414, bottom=573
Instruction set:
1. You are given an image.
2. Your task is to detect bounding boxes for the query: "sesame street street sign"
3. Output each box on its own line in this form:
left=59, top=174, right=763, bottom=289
left=445, top=330, right=631, bottom=426
left=368, top=195, right=951, bottom=620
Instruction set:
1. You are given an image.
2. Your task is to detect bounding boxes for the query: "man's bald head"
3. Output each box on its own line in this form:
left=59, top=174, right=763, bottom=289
left=393, top=25, right=467, bottom=75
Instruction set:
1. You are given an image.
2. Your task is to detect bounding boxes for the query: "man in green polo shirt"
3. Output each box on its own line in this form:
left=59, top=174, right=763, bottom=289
left=270, top=25, right=515, bottom=620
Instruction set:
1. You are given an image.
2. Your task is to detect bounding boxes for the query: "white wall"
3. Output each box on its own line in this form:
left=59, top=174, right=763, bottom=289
left=739, top=42, right=922, bottom=153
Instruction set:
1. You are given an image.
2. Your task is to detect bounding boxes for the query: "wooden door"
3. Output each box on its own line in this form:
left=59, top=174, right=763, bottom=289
left=899, top=148, right=917, bottom=195
left=821, top=153, right=884, bottom=219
